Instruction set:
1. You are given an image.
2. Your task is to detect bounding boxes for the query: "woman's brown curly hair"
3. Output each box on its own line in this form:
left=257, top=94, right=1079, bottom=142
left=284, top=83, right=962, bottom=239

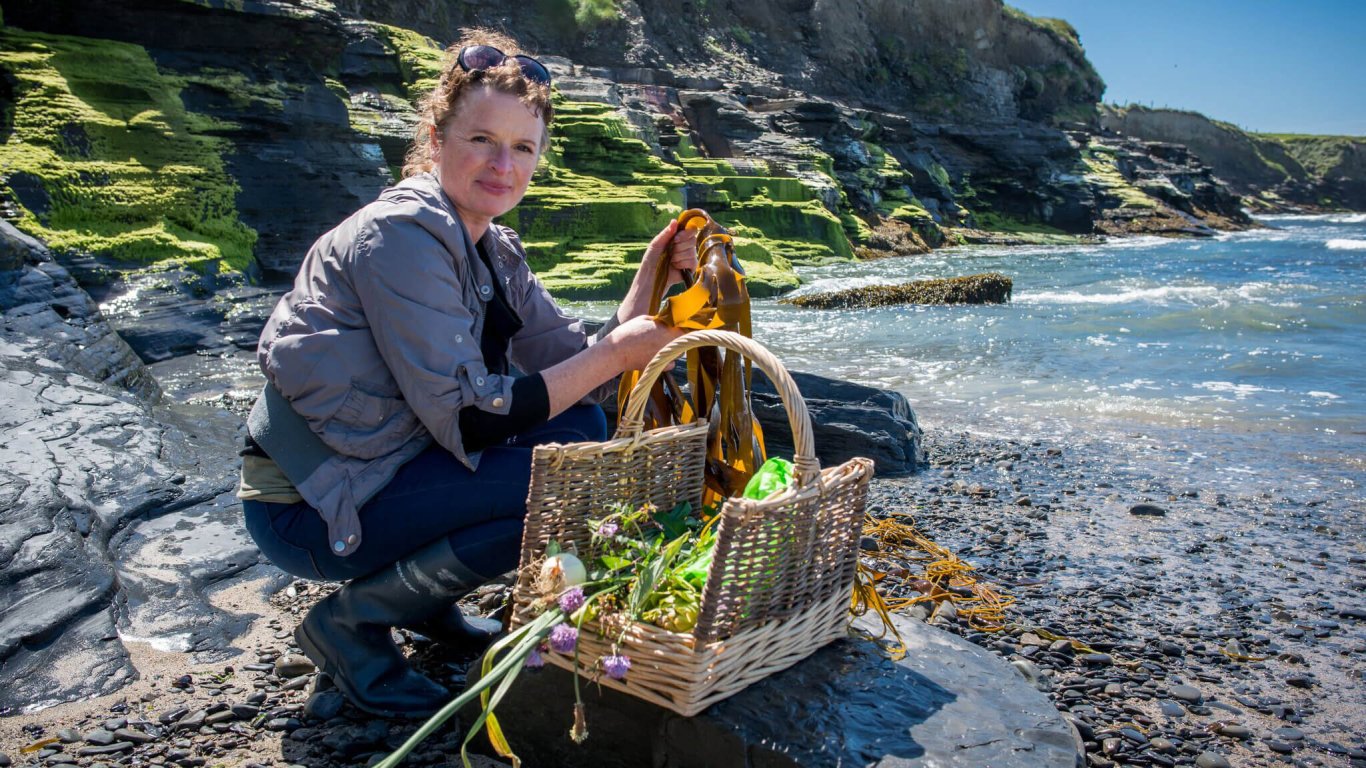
left=401, top=28, right=554, bottom=179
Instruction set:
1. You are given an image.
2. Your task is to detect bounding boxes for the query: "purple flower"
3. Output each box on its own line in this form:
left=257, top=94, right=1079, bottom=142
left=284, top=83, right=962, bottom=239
left=525, top=647, right=544, bottom=669
left=597, top=521, right=618, bottom=538
left=558, top=586, right=586, bottom=614
left=602, top=654, right=631, bottom=680
left=549, top=623, right=578, bottom=654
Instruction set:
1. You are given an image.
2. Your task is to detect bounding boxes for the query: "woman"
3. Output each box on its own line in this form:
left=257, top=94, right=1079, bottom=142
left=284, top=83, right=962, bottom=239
left=238, top=29, right=696, bottom=718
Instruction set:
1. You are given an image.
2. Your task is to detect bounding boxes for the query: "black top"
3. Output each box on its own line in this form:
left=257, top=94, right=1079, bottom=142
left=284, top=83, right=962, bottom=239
left=457, top=241, right=550, bottom=452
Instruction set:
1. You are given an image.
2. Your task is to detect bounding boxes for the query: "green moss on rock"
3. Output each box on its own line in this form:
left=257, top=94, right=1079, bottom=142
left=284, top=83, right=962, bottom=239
left=0, top=28, right=257, bottom=273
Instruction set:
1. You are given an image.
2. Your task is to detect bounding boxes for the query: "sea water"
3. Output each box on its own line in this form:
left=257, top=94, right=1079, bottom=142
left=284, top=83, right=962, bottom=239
left=583, top=213, right=1364, bottom=501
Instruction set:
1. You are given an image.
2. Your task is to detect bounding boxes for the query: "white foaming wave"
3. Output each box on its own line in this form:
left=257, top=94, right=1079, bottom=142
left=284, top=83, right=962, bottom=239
left=1019, top=284, right=1218, bottom=305
left=1261, top=212, right=1366, bottom=224
left=1308, top=391, right=1340, bottom=400
left=1326, top=238, right=1366, bottom=250
left=1193, top=381, right=1284, bottom=399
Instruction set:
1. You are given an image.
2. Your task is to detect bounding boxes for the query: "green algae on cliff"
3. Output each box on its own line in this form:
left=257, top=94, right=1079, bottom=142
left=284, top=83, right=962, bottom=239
left=0, top=28, right=256, bottom=274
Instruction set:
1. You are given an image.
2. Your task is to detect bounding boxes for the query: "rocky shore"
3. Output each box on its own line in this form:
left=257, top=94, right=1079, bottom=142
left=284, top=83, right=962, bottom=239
left=1, top=425, right=1360, bottom=768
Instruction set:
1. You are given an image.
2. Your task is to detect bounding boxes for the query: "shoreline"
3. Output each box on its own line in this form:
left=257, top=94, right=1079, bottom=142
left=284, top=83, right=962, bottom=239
left=1, top=426, right=1360, bottom=767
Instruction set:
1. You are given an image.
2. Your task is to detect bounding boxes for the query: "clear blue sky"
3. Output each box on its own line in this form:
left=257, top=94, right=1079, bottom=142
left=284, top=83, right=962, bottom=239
left=1006, top=0, right=1366, bottom=136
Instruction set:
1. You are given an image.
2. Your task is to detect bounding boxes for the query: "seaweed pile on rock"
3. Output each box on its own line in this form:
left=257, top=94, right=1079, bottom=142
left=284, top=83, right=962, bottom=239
left=782, top=273, right=1013, bottom=309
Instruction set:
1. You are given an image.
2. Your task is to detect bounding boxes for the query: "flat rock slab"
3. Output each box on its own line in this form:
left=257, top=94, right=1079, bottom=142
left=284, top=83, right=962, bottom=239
left=476, top=613, right=1078, bottom=767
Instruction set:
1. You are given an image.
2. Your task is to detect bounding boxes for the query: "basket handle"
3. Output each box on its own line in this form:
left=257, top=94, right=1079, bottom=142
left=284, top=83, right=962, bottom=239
left=615, top=329, right=820, bottom=487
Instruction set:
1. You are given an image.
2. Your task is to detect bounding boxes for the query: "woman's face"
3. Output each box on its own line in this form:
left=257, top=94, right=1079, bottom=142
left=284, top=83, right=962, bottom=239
left=432, top=86, right=544, bottom=240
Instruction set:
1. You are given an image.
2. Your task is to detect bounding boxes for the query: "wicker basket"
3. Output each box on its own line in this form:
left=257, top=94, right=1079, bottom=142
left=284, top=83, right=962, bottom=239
left=510, top=330, right=874, bottom=716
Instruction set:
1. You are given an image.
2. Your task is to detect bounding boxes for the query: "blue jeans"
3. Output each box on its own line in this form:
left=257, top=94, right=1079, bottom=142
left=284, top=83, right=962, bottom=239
left=242, top=404, right=608, bottom=582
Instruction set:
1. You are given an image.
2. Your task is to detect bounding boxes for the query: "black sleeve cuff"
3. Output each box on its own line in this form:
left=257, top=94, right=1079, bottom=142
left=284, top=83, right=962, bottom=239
left=460, top=373, right=550, bottom=452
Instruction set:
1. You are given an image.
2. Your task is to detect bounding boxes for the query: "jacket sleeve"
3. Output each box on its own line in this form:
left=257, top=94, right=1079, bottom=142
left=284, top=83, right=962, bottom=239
left=349, top=216, right=511, bottom=460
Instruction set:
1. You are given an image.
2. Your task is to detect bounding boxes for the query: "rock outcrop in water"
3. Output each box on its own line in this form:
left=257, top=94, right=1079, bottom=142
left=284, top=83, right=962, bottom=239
left=784, top=273, right=1014, bottom=309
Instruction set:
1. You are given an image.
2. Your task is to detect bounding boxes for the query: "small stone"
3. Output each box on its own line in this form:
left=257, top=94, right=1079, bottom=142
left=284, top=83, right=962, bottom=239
left=1272, top=726, right=1304, bottom=741
left=1214, top=723, right=1250, bottom=740
left=265, top=717, right=301, bottom=732
left=76, top=743, right=133, bottom=757
left=1266, top=740, right=1295, bottom=754
left=304, top=690, right=345, bottom=721
left=0, top=752, right=10, bottom=767
left=1149, top=737, right=1176, bottom=754
left=112, top=728, right=154, bottom=744
left=1170, top=684, right=1203, bottom=702
left=1129, top=503, right=1167, bottom=516
left=205, top=710, right=236, bottom=725
left=175, top=710, right=207, bottom=731
left=1195, top=752, right=1232, bottom=768
left=859, top=536, right=879, bottom=551
left=274, top=655, right=316, bottom=679
left=1159, top=700, right=1185, bottom=718
left=1080, top=653, right=1113, bottom=666
left=1015, top=495, right=1032, bottom=506
left=56, top=728, right=82, bottom=743
left=102, top=719, right=126, bottom=731
left=231, top=704, right=261, bottom=720
left=1285, top=673, right=1313, bottom=688
left=84, top=729, right=116, bottom=746
left=171, top=674, right=192, bottom=690
left=282, top=675, right=311, bottom=691
left=1104, top=682, right=1124, bottom=696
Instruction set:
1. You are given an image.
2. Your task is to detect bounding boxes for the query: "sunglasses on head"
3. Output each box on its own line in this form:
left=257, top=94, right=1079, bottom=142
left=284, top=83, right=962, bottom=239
left=457, top=45, right=552, bottom=86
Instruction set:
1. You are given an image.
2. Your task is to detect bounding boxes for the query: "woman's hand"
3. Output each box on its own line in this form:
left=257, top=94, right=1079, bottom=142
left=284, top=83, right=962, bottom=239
left=616, top=219, right=699, bottom=322
left=645, top=218, right=699, bottom=291
left=609, top=315, right=687, bottom=372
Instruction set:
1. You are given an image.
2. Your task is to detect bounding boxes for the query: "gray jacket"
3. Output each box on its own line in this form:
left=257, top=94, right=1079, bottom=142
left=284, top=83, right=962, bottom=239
left=255, top=173, right=614, bottom=556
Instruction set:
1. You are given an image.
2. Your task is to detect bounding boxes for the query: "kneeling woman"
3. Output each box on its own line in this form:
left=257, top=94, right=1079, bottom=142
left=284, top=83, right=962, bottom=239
left=238, top=29, right=695, bottom=718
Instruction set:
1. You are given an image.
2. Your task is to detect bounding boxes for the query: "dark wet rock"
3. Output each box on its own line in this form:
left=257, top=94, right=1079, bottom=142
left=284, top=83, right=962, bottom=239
left=175, top=710, right=207, bottom=731
left=111, top=728, right=154, bottom=744
left=784, top=273, right=1013, bottom=309
left=1267, top=739, right=1295, bottom=753
left=83, top=729, right=116, bottom=746
left=0, top=241, right=277, bottom=713
left=0, top=752, right=9, bottom=767
left=304, top=689, right=345, bottom=721
left=1128, top=503, right=1167, bottom=517
left=601, top=360, right=926, bottom=476
left=55, top=729, right=81, bottom=743
left=76, top=742, right=133, bottom=757
left=0, top=222, right=159, bottom=400
left=478, top=613, right=1078, bottom=767
left=1169, top=684, right=1203, bottom=702
left=1194, top=752, right=1232, bottom=768
left=1285, top=673, right=1314, bottom=688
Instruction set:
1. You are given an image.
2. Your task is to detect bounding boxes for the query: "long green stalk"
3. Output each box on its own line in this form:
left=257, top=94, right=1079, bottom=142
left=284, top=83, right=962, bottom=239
left=373, top=609, right=563, bottom=768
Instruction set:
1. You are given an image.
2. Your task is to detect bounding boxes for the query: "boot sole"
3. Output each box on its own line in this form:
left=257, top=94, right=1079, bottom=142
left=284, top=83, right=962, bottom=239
left=294, top=615, right=437, bottom=720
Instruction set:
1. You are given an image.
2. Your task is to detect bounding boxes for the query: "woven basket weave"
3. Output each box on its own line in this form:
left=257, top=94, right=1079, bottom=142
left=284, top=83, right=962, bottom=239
left=510, top=330, right=874, bottom=716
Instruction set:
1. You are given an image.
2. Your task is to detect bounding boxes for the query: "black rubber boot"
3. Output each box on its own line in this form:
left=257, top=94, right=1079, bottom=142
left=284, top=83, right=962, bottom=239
left=293, top=537, right=488, bottom=718
left=407, top=609, right=502, bottom=653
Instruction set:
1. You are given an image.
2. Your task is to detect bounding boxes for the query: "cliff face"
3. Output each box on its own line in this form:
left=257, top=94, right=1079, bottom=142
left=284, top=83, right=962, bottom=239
left=1100, top=106, right=1366, bottom=211
left=0, top=0, right=1264, bottom=359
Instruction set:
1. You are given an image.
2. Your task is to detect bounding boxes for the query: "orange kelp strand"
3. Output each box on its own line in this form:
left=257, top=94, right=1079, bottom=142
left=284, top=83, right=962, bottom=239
left=618, top=209, right=766, bottom=505
left=858, top=514, right=1015, bottom=634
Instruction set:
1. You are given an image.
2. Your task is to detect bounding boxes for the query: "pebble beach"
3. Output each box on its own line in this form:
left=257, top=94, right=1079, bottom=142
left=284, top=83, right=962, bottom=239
left=1, top=424, right=1360, bottom=768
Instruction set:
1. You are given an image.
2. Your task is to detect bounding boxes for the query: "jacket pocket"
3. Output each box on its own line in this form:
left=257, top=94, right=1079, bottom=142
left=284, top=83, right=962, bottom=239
left=338, top=379, right=404, bottom=429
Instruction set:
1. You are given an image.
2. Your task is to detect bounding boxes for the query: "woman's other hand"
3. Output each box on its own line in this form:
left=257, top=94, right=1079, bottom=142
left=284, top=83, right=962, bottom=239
left=646, top=219, right=699, bottom=290
left=616, top=219, right=699, bottom=323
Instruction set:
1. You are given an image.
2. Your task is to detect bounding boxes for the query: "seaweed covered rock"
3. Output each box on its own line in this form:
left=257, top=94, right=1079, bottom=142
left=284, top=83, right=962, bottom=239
left=784, top=273, right=1014, bottom=309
